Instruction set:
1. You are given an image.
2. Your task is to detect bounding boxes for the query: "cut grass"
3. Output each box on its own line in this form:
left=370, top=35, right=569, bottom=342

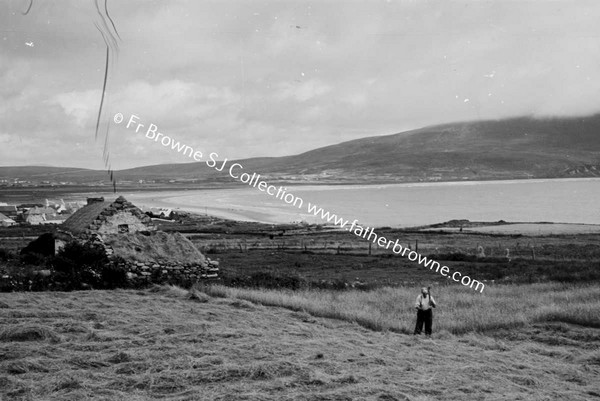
left=0, top=324, right=61, bottom=343
left=0, top=285, right=598, bottom=400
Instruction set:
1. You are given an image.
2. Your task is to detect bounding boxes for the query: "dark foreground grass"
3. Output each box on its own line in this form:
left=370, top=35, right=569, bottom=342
left=0, top=286, right=599, bottom=400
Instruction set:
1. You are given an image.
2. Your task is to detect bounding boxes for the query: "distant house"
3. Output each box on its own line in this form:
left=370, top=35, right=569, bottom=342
left=0, top=205, right=18, bottom=219
left=44, top=214, right=71, bottom=225
left=61, top=201, right=83, bottom=215
left=26, top=206, right=57, bottom=216
left=143, top=207, right=175, bottom=219
left=62, top=196, right=156, bottom=238
left=45, top=199, right=67, bottom=214
left=23, top=206, right=58, bottom=225
left=0, top=212, right=16, bottom=227
left=156, top=208, right=174, bottom=218
left=18, top=203, right=44, bottom=212
left=25, top=214, right=46, bottom=225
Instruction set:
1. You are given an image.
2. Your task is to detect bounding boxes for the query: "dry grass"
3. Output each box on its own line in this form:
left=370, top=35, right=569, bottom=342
left=200, top=282, right=600, bottom=334
left=0, top=285, right=598, bottom=400
left=187, top=287, right=210, bottom=303
left=0, top=324, right=61, bottom=343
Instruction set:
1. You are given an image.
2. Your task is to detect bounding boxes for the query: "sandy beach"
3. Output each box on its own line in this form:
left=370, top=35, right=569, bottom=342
left=95, top=178, right=600, bottom=229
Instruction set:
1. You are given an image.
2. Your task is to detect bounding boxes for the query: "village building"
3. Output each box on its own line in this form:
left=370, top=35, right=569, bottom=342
left=0, top=205, right=18, bottom=220
left=0, top=202, right=77, bottom=226
left=44, top=199, right=82, bottom=215
left=62, top=196, right=156, bottom=237
left=0, top=212, right=16, bottom=227
left=23, top=206, right=60, bottom=225
left=142, top=206, right=175, bottom=219
left=43, top=214, right=71, bottom=225
left=18, top=203, right=44, bottom=212
left=54, top=196, right=219, bottom=283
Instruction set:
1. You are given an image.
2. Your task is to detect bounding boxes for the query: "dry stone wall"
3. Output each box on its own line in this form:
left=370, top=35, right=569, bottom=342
left=87, top=197, right=155, bottom=236
left=117, top=259, right=220, bottom=285
left=88, top=234, right=219, bottom=285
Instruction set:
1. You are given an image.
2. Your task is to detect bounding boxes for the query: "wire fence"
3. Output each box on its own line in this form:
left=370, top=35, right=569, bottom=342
left=187, top=236, right=600, bottom=261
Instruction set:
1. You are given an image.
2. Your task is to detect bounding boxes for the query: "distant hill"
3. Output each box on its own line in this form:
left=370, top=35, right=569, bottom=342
left=2, top=114, right=600, bottom=184
left=230, top=114, right=600, bottom=182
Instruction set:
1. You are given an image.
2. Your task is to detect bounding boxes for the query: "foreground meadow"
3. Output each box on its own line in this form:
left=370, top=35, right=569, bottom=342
left=0, top=284, right=599, bottom=400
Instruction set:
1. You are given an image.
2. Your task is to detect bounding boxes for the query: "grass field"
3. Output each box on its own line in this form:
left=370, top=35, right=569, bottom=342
left=200, top=282, right=600, bottom=334
left=1, top=284, right=599, bottom=400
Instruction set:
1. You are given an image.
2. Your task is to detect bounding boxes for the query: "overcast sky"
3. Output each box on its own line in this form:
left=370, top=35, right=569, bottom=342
left=2, top=0, right=600, bottom=169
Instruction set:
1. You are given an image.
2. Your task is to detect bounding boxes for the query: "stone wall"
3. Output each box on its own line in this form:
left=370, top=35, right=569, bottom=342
left=116, top=259, right=220, bottom=285
left=89, top=197, right=155, bottom=236
left=96, top=211, right=153, bottom=235
left=90, top=234, right=220, bottom=285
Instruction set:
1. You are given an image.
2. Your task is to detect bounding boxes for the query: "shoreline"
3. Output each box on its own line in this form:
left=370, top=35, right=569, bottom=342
left=5, top=177, right=595, bottom=231
left=67, top=177, right=600, bottom=229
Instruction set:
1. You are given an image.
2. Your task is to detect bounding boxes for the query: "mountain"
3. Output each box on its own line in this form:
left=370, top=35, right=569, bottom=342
left=2, top=114, right=600, bottom=184
left=248, top=113, right=600, bottom=181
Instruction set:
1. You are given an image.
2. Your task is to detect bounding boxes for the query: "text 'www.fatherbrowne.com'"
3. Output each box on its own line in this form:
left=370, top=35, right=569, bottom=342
left=115, top=113, right=485, bottom=293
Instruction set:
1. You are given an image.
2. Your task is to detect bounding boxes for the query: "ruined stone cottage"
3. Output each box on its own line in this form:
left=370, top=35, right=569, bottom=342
left=62, top=196, right=155, bottom=237
left=55, top=196, right=219, bottom=283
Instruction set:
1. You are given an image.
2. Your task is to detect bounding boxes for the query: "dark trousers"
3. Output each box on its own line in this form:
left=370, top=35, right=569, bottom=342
left=414, top=309, right=433, bottom=335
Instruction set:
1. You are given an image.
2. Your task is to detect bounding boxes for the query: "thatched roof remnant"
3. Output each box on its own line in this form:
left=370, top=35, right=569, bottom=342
left=103, top=231, right=207, bottom=266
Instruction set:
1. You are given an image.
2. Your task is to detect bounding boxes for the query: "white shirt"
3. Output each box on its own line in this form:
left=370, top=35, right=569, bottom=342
left=415, top=294, right=436, bottom=310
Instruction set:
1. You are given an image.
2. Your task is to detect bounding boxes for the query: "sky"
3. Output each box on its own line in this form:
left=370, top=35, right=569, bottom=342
left=2, top=0, right=600, bottom=169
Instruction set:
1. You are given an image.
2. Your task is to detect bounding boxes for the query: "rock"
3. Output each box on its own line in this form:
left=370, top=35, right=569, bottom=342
left=140, top=272, right=151, bottom=276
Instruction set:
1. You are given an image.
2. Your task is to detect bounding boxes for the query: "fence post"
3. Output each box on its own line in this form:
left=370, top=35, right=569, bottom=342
left=415, top=239, right=419, bottom=253
left=368, top=242, right=372, bottom=255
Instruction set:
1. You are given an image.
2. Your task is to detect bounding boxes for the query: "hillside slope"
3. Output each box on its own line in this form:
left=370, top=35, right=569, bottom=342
left=240, top=114, right=600, bottom=181
left=3, top=114, right=600, bottom=183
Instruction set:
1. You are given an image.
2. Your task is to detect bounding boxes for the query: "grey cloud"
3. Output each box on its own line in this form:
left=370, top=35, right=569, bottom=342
left=2, top=0, right=600, bottom=168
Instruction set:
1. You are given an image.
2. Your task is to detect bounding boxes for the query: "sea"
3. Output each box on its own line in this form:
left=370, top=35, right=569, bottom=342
left=116, top=178, right=600, bottom=228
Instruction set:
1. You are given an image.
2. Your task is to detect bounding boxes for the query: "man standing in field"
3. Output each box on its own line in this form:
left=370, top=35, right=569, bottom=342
left=414, top=286, right=436, bottom=336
